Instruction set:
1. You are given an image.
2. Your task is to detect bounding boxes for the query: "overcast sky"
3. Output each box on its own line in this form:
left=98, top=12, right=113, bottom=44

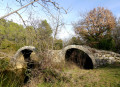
left=0, top=0, right=120, bottom=40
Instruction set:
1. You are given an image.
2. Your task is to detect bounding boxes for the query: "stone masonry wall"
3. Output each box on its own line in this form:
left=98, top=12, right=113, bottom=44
left=13, top=45, right=120, bottom=69
left=92, top=49, right=120, bottom=67
left=48, top=45, right=120, bottom=68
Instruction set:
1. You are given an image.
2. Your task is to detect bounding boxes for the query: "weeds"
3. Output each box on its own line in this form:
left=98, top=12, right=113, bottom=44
left=0, top=59, right=24, bottom=87
left=0, top=51, right=120, bottom=87
left=0, top=70, right=24, bottom=87
left=0, top=59, right=9, bottom=71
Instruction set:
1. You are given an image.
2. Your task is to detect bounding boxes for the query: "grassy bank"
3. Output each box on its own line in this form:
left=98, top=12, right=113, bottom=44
left=0, top=55, right=120, bottom=87
left=0, top=70, right=25, bottom=87
left=23, top=62, right=120, bottom=87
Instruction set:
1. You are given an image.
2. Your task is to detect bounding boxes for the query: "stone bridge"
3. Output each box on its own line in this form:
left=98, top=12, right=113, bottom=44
left=12, top=45, right=120, bottom=69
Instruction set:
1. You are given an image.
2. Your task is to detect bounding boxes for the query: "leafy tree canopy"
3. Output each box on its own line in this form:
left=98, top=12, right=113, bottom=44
left=74, top=7, right=116, bottom=50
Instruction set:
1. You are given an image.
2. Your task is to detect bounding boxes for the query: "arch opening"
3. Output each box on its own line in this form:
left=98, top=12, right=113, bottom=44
left=21, top=49, right=35, bottom=83
left=21, top=49, right=33, bottom=62
left=13, top=46, right=37, bottom=83
left=65, top=48, right=93, bottom=69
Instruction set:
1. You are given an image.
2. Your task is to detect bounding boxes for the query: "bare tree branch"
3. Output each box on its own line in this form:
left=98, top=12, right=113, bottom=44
left=16, top=11, right=26, bottom=26
left=16, top=0, right=23, bottom=6
left=37, top=1, right=56, bottom=19
left=46, top=0, right=67, bottom=14
left=0, top=0, right=38, bottom=19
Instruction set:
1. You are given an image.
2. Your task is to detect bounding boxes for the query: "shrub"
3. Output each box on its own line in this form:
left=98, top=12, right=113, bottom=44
left=0, top=58, right=10, bottom=71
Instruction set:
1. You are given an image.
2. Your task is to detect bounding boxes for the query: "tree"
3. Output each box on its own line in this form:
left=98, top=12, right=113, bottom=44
left=112, top=18, right=120, bottom=53
left=68, top=37, right=83, bottom=45
left=22, top=20, right=53, bottom=50
left=53, top=39, right=63, bottom=50
left=51, top=13, right=64, bottom=49
left=25, top=26, right=36, bottom=45
left=38, top=20, right=52, bottom=38
left=0, top=19, right=26, bottom=50
left=0, top=0, right=67, bottom=26
left=74, top=7, right=116, bottom=50
left=0, top=19, right=53, bottom=50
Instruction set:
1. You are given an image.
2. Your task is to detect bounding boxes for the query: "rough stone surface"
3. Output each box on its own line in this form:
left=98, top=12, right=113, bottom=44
left=48, top=45, right=120, bottom=68
left=12, top=45, right=120, bottom=69
left=11, top=46, right=37, bottom=69
left=14, top=46, right=36, bottom=59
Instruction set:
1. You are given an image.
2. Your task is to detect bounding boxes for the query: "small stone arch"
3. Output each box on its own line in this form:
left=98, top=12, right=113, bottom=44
left=62, top=45, right=96, bottom=69
left=12, top=46, right=38, bottom=69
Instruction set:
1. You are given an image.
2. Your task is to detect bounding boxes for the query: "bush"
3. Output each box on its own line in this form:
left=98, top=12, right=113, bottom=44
left=0, top=70, right=24, bottom=87
left=0, top=59, right=10, bottom=71
left=96, top=37, right=115, bottom=51
left=0, top=39, right=13, bottom=49
left=0, top=39, right=24, bottom=51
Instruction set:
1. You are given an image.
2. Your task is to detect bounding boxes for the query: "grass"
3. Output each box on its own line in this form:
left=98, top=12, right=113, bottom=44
left=0, top=62, right=120, bottom=87
left=95, top=63, right=120, bottom=87
left=0, top=52, right=120, bottom=87
left=36, top=62, right=120, bottom=87
left=0, top=69, right=25, bottom=87
left=0, top=58, right=25, bottom=87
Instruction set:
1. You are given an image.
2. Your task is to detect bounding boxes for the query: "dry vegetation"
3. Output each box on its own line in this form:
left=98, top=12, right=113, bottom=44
left=0, top=47, right=120, bottom=87
left=22, top=62, right=120, bottom=87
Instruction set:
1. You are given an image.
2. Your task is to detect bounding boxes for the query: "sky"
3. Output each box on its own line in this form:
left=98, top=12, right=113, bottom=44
left=0, top=0, right=120, bottom=40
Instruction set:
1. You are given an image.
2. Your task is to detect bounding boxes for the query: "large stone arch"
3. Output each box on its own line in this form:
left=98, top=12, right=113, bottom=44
left=11, top=46, right=38, bottom=69
left=62, top=45, right=96, bottom=68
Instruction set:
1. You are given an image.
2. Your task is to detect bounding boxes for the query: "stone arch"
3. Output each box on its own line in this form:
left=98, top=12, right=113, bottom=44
left=62, top=45, right=96, bottom=69
left=65, top=48, right=93, bottom=69
left=12, top=46, right=38, bottom=69
left=14, top=46, right=36, bottom=59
